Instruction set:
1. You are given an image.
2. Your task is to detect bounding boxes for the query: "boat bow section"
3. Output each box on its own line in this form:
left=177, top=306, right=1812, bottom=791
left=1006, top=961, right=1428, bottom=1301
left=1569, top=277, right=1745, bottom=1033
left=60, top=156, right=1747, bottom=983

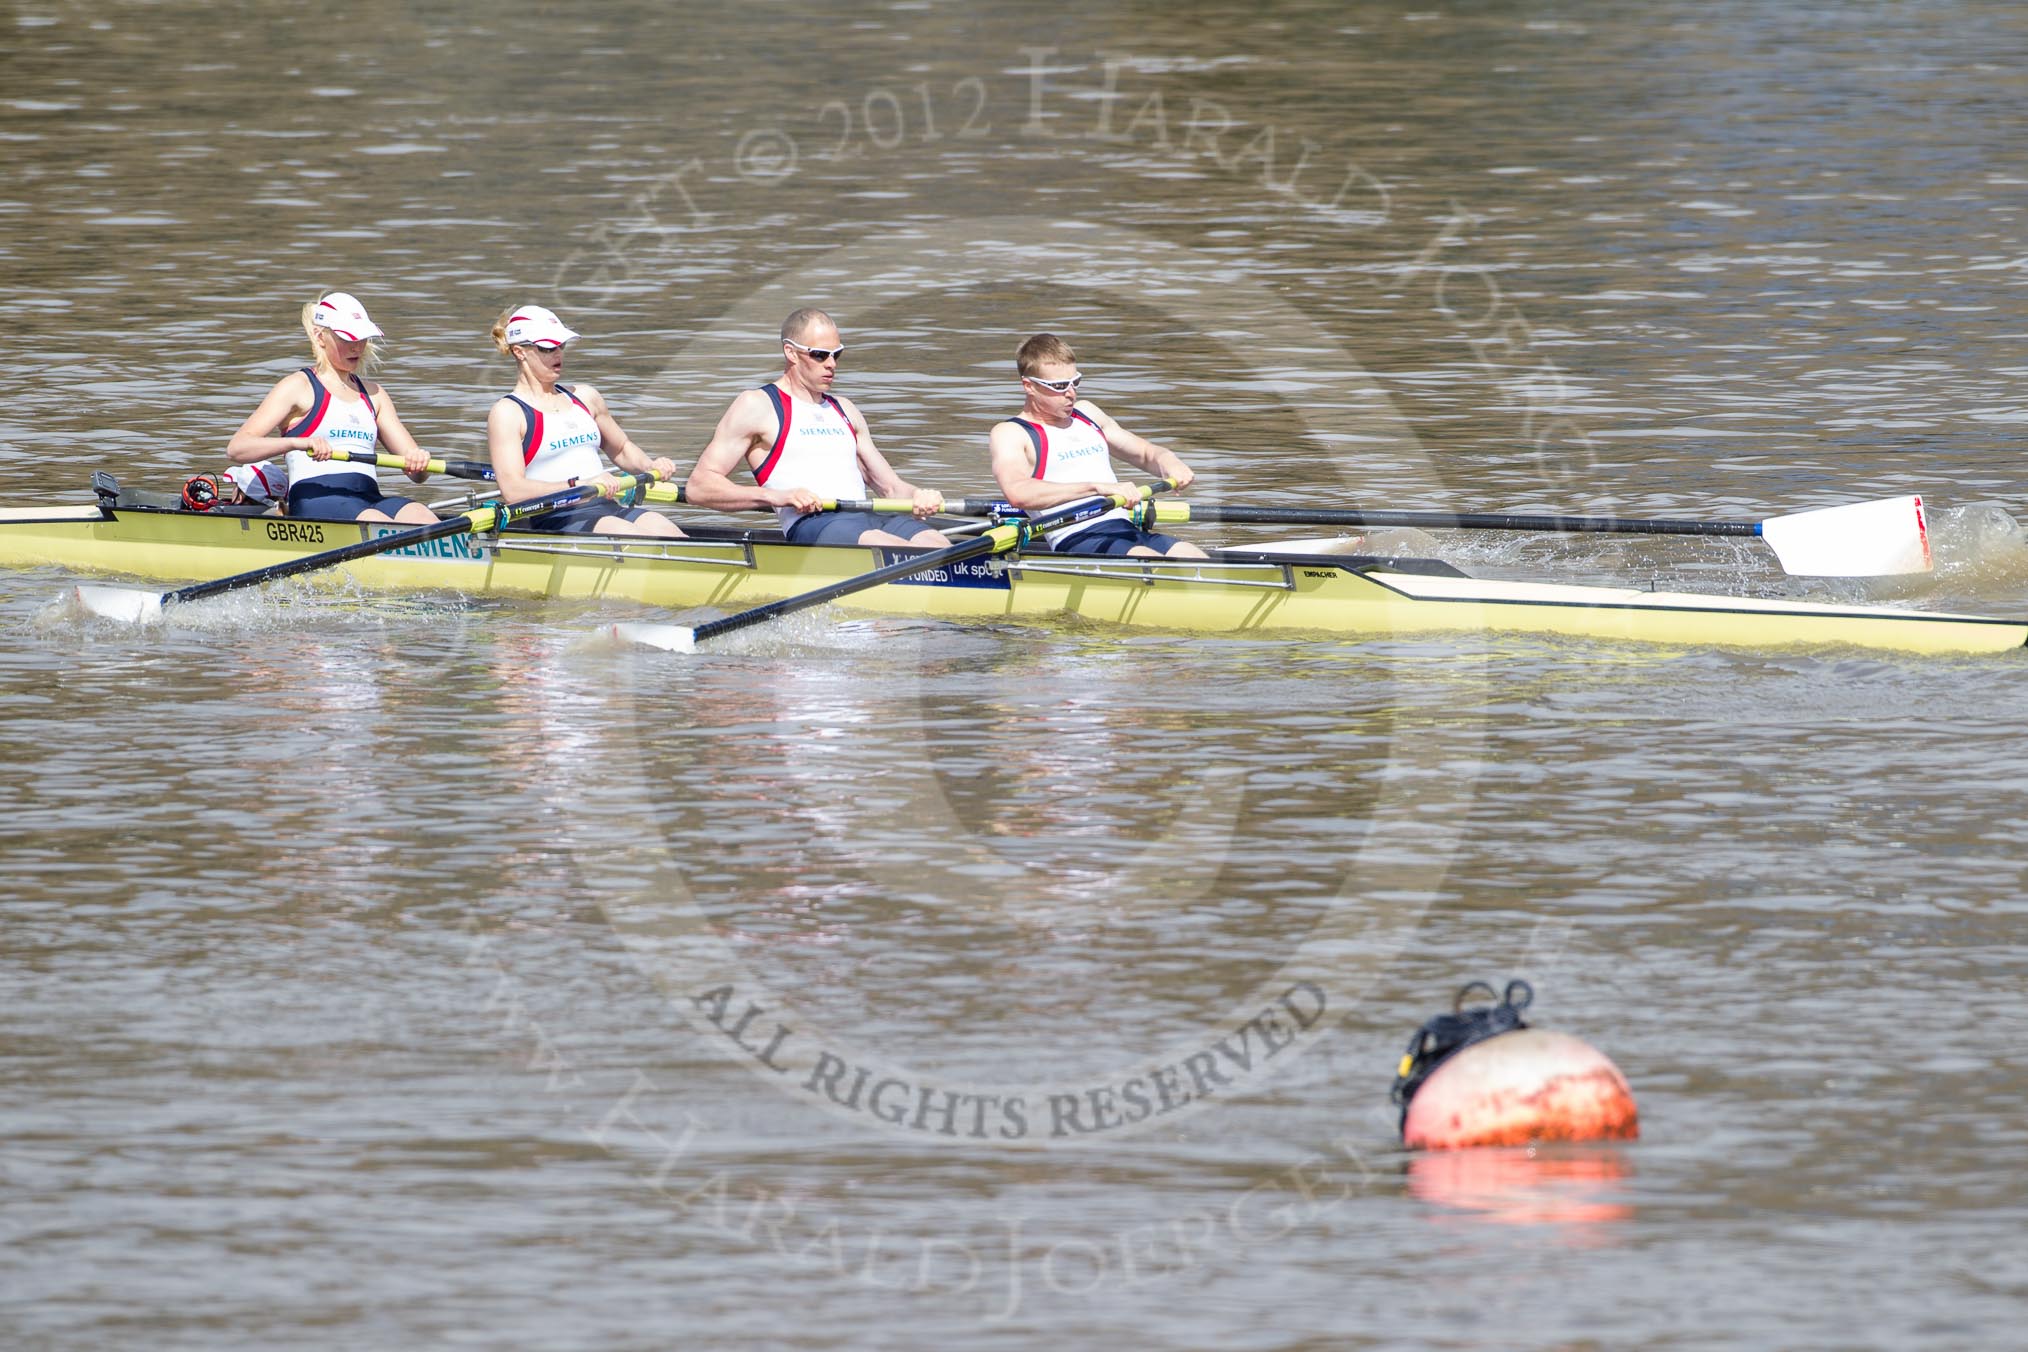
left=1352, top=567, right=2028, bottom=655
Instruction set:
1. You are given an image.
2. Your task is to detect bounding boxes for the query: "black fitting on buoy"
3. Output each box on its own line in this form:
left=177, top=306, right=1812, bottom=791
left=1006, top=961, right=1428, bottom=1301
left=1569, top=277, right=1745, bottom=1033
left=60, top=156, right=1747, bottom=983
left=1390, top=979, right=1533, bottom=1130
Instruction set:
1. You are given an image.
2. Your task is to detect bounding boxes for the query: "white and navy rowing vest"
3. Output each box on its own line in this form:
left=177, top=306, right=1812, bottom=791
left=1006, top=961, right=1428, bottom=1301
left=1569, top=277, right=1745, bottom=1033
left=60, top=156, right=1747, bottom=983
left=282, top=367, right=382, bottom=489
left=750, top=384, right=865, bottom=531
left=1006, top=407, right=1127, bottom=544
left=505, top=384, right=604, bottom=483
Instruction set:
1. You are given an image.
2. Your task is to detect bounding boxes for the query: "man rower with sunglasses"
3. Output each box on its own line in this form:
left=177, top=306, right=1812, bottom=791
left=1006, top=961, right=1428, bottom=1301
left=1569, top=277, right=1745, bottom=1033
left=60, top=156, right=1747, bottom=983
left=685, top=308, right=951, bottom=548
left=987, top=333, right=1205, bottom=558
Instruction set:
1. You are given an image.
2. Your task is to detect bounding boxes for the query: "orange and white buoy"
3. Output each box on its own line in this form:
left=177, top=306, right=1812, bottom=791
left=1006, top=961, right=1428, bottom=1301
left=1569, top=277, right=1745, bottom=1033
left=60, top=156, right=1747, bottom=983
left=1402, top=1027, right=1638, bottom=1150
left=1392, top=981, right=1638, bottom=1151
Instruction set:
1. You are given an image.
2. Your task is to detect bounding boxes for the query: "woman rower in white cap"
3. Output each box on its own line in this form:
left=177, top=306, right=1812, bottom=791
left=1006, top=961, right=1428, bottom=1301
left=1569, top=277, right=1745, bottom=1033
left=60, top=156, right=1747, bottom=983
left=484, top=304, right=681, bottom=536
left=226, top=291, right=438, bottom=524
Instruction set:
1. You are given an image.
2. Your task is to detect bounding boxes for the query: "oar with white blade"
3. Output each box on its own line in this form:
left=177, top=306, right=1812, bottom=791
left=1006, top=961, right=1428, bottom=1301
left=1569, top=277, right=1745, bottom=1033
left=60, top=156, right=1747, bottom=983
left=612, top=484, right=1173, bottom=652
left=72, top=471, right=665, bottom=624
left=1755, top=495, right=1931, bottom=577
left=1147, top=495, right=1932, bottom=577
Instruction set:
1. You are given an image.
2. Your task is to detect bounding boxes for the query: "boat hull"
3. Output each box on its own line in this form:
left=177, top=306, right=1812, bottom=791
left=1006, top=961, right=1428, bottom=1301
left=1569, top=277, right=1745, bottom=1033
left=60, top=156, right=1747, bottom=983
left=2, top=501, right=2023, bottom=655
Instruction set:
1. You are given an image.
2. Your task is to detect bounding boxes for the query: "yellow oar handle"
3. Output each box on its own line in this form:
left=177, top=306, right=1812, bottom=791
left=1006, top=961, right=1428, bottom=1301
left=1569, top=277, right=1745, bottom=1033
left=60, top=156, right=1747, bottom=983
left=326, top=449, right=499, bottom=482
left=470, top=468, right=658, bottom=530
left=325, top=448, right=445, bottom=475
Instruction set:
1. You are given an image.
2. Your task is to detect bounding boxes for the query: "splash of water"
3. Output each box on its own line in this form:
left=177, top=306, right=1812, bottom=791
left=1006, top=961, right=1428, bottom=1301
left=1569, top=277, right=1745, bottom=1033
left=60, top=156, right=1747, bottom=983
left=1928, top=502, right=2028, bottom=590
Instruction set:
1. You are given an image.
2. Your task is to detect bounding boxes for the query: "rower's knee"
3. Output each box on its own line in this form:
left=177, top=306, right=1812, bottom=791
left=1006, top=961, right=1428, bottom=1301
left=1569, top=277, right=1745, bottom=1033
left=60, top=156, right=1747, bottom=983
left=859, top=528, right=949, bottom=548
left=599, top=514, right=684, bottom=538
left=1169, top=541, right=1209, bottom=559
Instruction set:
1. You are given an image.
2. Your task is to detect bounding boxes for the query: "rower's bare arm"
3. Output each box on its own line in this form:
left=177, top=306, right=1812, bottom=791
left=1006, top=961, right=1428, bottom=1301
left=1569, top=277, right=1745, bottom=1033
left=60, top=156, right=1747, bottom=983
left=226, top=372, right=318, bottom=463
left=371, top=386, right=433, bottom=480
left=1085, top=401, right=1195, bottom=489
left=847, top=399, right=902, bottom=495
left=579, top=383, right=676, bottom=480
left=844, top=396, right=942, bottom=515
left=486, top=400, right=548, bottom=503
left=686, top=391, right=818, bottom=513
left=988, top=422, right=1143, bottom=510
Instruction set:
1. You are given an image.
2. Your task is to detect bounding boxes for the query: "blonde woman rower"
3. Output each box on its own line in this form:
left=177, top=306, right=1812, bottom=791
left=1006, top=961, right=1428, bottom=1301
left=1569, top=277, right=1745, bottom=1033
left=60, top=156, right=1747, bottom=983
left=226, top=291, right=438, bottom=523
left=485, top=305, right=681, bottom=536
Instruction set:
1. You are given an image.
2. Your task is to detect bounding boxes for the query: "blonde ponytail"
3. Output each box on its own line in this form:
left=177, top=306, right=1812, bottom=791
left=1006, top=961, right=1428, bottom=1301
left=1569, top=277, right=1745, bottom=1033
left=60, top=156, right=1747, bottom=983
left=490, top=306, right=518, bottom=357
left=300, top=298, right=324, bottom=361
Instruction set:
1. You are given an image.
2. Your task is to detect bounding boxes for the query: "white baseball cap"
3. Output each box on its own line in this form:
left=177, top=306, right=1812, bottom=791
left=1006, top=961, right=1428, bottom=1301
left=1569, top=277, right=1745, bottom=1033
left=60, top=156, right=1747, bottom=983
left=311, top=292, right=385, bottom=342
left=504, top=305, right=580, bottom=350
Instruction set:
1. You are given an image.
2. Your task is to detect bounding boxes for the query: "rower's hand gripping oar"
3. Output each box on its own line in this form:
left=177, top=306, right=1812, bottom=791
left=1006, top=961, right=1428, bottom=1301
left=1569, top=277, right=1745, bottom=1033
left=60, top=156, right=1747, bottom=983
left=333, top=466, right=985, bottom=519
left=637, top=483, right=1007, bottom=517
left=1146, top=495, right=1933, bottom=577
left=332, top=466, right=989, bottom=519
left=329, top=449, right=498, bottom=482
left=613, top=483, right=1174, bottom=652
left=72, top=471, right=665, bottom=624
left=334, top=467, right=990, bottom=514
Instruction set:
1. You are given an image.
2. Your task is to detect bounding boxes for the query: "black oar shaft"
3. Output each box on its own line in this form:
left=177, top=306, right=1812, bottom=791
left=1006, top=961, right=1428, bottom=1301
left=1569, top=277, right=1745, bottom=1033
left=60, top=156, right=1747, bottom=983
left=688, top=488, right=1162, bottom=644
left=435, top=457, right=497, bottom=482
left=1156, top=503, right=1763, bottom=539
left=172, top=515, right=486, bottom=604
left=691, top=530, right=1008, bottom=642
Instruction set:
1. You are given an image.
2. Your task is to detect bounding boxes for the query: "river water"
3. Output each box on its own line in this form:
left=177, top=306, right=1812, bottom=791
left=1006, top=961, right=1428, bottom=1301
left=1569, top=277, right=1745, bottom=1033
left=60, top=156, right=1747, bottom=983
left=7, top=2, right=2028, bottom=1347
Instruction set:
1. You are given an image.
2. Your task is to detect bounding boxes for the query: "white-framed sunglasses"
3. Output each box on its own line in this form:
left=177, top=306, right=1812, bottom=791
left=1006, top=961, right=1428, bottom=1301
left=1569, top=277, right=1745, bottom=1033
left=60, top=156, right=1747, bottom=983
left=785, top=338, right=845, bottom=362
left=1025, top=372, right=1083, bottom=393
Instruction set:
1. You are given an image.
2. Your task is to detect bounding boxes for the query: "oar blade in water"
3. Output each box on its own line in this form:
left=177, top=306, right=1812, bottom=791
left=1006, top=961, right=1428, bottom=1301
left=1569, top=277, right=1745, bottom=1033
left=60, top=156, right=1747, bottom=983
left=71, top=584, right=167, bottom=624
left=1759, top=495, right=1931, bottom=577
left=610, top=622, right=698, bottom=652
